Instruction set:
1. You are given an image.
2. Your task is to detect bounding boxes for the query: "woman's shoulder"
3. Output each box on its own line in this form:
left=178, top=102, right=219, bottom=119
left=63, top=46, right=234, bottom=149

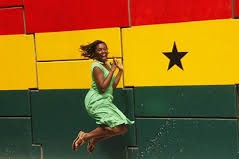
left=92, top=61, right=102, bottom=67
left=91, top=61, right=104, bottom=71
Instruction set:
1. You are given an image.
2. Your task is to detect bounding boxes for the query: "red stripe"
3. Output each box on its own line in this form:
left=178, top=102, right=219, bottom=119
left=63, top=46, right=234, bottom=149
left=235, top=0, right=239, bottom=17
left=131, top=0, right=232, bottom=26
left=0, top=8, right=24, bottom=35
left=0, top=0, right=23, bottom=7
left=24, top=0, right=129, bottom=33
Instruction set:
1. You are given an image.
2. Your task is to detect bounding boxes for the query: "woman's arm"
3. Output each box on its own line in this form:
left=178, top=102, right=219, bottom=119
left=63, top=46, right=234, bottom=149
left=93, top=64, right=117, bottom=93
left=113, top=70, right=123, bottom=89
left=113, top=58, right=123, bottom=89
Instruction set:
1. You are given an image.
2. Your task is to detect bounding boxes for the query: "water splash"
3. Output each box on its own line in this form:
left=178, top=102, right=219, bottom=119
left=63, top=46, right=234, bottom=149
left=137, top=120, right=178, bottom=159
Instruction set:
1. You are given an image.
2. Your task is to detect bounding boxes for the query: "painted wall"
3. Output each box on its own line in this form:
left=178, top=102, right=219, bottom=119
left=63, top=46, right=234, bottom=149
left=0, top=0, right=238, bottom=158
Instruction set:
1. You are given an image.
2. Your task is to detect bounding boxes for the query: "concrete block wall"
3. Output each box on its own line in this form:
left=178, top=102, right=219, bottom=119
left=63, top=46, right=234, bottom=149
left=0, top=0, right=239, bottom=158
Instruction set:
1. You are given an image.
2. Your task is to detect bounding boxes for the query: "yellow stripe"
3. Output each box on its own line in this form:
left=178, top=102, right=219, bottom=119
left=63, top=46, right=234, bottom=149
left=35, top=28, right=122, bottom=61
left=0, top=34, right=37, bottom=90
left=122, top=19, right=239, bottom=86
left=37, top=59, right=123, bottom=89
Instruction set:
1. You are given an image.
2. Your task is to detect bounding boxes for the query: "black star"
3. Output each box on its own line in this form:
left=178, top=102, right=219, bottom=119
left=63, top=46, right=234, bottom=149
left=163, top=42, right=188, bottom=70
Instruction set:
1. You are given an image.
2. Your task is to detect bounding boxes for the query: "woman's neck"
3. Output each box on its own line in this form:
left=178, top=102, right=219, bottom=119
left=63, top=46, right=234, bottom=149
left=94, top=59, right=105, bottom=65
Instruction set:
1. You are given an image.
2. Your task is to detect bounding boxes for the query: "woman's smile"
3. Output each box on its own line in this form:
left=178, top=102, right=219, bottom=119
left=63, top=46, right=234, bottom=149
left=96, top=43, right=108, bottom=62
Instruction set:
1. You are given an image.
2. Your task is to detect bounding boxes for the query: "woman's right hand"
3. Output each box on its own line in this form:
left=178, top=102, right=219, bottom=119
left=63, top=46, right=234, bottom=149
left=110, top=62, right=117, bottom=72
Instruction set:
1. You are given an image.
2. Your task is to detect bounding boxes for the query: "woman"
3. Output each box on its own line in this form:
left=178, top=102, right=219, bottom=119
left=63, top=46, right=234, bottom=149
left=72, top=40, right=134, bottom=153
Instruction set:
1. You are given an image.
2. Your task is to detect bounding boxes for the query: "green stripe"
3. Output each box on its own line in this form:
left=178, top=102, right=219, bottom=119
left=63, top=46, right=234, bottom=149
left=136, top=118, right=238, bottom=159
left=0, top=90, right=30, bottom=116
left=30, top=89, right=135, bottom=159
left=0, top=118, right=32, bottom=159
left=0, top=86, right=237, bottom=159
left=134, top=85, right=237, bottom=117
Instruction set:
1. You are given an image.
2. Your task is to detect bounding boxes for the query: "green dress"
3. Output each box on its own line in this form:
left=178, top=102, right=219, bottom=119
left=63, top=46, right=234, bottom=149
left=84, top=61, right=134, bottom=128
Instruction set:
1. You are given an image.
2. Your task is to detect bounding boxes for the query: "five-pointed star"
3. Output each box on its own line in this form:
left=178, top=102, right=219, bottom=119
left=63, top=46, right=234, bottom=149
left=163, top=42, right=188, bottom=70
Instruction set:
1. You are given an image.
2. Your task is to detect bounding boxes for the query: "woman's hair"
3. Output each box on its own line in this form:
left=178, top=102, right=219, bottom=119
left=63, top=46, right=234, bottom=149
left=80, top=40, right=106, bottom=59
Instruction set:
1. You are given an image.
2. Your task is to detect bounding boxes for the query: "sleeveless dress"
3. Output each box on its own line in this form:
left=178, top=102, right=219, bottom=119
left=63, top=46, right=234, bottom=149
left=84, top=61, right=134, bottom=128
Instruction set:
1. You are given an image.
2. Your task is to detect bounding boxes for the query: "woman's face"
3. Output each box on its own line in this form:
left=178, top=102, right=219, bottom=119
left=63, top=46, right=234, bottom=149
left=95, top=43, right=108, bottom=63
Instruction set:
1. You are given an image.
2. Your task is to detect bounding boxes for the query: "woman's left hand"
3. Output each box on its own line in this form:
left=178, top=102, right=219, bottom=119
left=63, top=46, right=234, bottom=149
left=113, top=58, right=123, bottom=71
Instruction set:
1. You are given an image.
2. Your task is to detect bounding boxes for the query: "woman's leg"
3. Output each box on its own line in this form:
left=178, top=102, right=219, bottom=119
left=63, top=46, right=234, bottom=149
left=74, top=126, right=112, bottom=150
left=73, top=124, right=128, bottom=151
left=84, top=124, right=128, bottom=141
left=86, top=124, right=128, bottom=153
left=87, top=135, right=112, bottom=153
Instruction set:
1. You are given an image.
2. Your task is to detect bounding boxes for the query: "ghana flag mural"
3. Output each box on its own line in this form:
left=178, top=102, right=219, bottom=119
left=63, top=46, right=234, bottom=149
left=0, top=0, right=239, bottom=159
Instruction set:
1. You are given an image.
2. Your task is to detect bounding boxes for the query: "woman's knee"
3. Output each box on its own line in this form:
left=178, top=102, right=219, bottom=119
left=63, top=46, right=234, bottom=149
left=111, top=125, right=128, bottom=135
left=121, top=125, right=128, bottom=133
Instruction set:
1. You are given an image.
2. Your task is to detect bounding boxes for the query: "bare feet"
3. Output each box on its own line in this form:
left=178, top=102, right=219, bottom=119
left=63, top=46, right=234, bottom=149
left=87, top=139, right=96, bottom=153
left=72, top=131, right=86, bottom=151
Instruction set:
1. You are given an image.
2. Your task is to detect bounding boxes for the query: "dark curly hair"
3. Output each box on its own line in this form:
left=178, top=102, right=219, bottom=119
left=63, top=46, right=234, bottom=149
left=80, top=40, right=106, bottom=59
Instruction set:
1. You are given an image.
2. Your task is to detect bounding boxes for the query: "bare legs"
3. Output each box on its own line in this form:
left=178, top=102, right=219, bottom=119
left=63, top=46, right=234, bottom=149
left=86, top=134, right=112, bottom=153
left=85, top=124, right=128, bottom=140
left=73, top=124, right=128, bottom=152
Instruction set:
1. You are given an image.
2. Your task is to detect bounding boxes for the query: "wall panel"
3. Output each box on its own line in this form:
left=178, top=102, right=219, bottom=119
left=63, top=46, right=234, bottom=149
left=122, top=19, right=239, bottom=86
left=0, top=118, right=32, bottom=159
left=131, top=0, right=232, bottom=26
left=235, top=0, right=239, bottom=17
left=0, top=90, right=30, bottom=116
left=0, top=8, right=24, bottom=35
left=0, top=35, right=37, bottom=90
left=134, top=85, right=237, bottom=117
left=136, top=118, right=238, bottom=159
left=24, top=0, right=129, bottom=33
left=30, top=89, right=134, bottom=159
left=0, top=0, right=23, bottom=7
left=35, top=28, right=121, bottom=61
